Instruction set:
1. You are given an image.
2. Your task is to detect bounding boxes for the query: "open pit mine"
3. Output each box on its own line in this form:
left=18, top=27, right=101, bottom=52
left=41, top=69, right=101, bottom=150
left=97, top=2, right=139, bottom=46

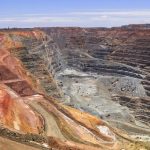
left=0, top=24, right=150, bottom=150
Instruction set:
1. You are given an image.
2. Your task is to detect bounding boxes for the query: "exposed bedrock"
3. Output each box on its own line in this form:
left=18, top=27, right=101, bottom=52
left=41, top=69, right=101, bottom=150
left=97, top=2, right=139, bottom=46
left=11, top=36, right=63, bottom=98
left=0, top=26, right=150, bottom=149
left=40, top=26, right=150, bottom=129
left=9, top=26, right=150, bottom=130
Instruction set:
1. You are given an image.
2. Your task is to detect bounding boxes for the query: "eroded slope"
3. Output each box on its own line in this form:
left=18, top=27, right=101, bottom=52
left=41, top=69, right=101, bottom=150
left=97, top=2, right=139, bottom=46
left=0, top=26, right=149, bottom=150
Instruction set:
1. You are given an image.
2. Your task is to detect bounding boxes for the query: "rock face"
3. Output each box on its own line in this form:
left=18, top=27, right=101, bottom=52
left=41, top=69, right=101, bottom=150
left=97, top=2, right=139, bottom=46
left=0, top=25, right=149, bottom=150
left=39, top=26, right=150, bottom=126
left=0, top=88, right=42, bottom=133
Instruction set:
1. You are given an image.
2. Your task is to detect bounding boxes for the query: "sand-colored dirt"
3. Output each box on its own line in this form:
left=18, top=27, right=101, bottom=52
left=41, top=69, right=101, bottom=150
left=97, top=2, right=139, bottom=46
left=0, top=28, right=149, bottom=150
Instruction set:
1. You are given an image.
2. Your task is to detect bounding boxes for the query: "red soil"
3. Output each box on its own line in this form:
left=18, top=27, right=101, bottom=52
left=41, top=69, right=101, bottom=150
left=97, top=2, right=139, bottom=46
left=0, top=65, right=18, bottom=81
left=6, top=81, right=36, bottom=97
left=0, top=88, right=42, bottom=133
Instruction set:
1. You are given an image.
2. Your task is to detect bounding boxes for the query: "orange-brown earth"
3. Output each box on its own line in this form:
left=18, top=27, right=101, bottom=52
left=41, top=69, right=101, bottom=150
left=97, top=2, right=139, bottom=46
left=0, top=26, right=149, bottom=150
left=0, top=87, right=42, bottom=133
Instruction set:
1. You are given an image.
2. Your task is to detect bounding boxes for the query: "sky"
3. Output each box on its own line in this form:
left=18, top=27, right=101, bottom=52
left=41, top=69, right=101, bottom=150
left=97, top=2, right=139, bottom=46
left=0, top=0, right=150, bottom=28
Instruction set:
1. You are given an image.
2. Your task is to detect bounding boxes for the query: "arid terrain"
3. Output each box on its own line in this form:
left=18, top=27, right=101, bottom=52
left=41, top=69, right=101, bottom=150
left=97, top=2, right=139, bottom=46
left=0, top=24, right=150, bottom=150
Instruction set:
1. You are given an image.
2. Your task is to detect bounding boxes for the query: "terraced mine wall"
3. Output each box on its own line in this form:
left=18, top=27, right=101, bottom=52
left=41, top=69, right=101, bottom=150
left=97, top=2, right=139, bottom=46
left=0, top=26, right=150, bottom=150
left=10, top=30, right=63, bottom=98
left=40, top=26, right=150, bottom=127
left=42, top=27, right=150, bottom=94
left=42, top=27, right=148, bottom=78
left=8, top=26, right=150, bottom=128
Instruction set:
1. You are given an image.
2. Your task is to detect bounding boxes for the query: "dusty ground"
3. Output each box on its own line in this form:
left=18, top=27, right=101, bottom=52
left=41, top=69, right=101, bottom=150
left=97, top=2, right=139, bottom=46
left=57, top=69, right=147, bottom=126
left=29, top=101, right=66, bottom=140
left=0, top=137, right=41, bottom=150
left=0, top=26, right=149, bottom=150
